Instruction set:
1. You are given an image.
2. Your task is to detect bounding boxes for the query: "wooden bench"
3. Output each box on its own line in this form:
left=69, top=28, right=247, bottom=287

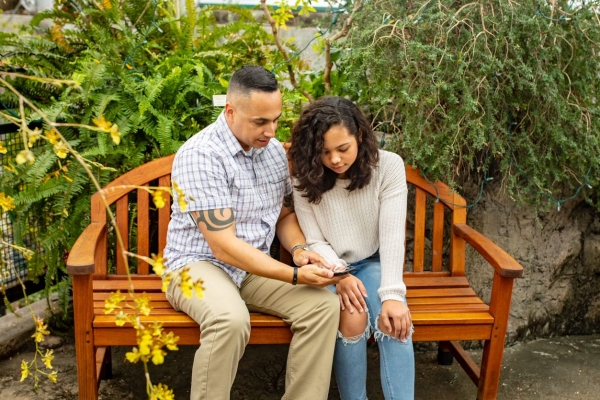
left=67, top=152, right=524, bottom=400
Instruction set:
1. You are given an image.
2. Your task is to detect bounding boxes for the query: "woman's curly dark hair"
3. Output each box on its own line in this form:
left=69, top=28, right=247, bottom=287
left=289, top=97, right=379, bottom=204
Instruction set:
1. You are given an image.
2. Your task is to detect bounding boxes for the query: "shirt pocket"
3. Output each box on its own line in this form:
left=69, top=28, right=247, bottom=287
left=262, top=171, right=288, bottom=212
left=231, top=175, right=259, bottom=219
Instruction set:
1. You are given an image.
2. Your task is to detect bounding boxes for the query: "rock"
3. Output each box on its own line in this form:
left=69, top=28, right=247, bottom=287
left=583, top=234, right=600, bottom=271
left=39, top=335, right=64, bottom=350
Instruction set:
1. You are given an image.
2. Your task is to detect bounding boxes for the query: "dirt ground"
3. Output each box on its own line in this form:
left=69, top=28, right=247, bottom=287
left=1, top=331, right=600, bottom=399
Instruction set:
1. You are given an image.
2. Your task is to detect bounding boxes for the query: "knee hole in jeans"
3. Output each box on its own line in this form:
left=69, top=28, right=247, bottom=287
left=339, top=308, right=368, bottom=337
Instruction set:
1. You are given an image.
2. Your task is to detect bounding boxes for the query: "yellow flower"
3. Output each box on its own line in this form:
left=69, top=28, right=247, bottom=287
left=45, top=130, right=60, bottom=145
left=32, top=317, right=50, bottom=343
left=48, top=371, right=58, bottom=383
left=115, top=310, right=127, bottom=326
left=104, top=290, right=126, bottom=314
left=139, top=330, right=153, bottom=356
left=21, top=248, right=34, bottom=261
left=152, top=190, right=166, bottom=209
left=0, top=141, right=7, bottom=154
left=161, top=273, right=171, bottom=293
left=16, top=149, right=35, bottom=165
left=92, top=115, right=112, bottom=131
left=42, top=349, right=54, bottom=369
left=150, top=383, right=175, bottom=400
left=110, top=124, right=121, bottom=145
left=150, top=253, right=165, bottom=276
left=179, top=268, right=193, bottom=299
left=102, top=0, right=112, bottom=10
left=20, top=360, right=30, bottom=382
left=134, top=294, right=151, bottom=316
left=125, top=347, right=141, bottom=363
left=0, top=193, right=15, bottom=212
left=172, top=181, right=187, bottom=212
left=151, top=345, right=166, bottom=365
left=28, top=128, right=41, bottom=148
left=161, top=331, right=179, bottom=352
left=53, top=141, right=69, bottom=159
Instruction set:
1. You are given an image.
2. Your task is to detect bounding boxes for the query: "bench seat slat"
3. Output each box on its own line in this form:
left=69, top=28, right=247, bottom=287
left=93, top=275, right=471, bottom=291
left=94, top=323, right=494, bottom=347
left=93, top=287, right=479, bottom=300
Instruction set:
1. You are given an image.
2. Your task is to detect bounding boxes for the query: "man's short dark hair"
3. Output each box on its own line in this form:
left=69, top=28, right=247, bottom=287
left=227, top=66, right=279, bottom=97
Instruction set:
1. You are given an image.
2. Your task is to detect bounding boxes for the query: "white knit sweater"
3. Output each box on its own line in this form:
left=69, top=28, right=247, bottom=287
left=293, top=150, right=408, bottom=302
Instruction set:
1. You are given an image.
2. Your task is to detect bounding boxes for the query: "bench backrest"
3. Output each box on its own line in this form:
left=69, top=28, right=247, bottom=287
left=90, top=153, right=467, bottom=279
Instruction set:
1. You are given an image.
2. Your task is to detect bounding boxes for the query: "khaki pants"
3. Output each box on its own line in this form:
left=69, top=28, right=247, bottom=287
left=165, top=261, right=340, bottom=400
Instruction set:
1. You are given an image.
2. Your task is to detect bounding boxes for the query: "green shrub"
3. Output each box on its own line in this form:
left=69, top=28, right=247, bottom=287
left=0, top=0, right=307, bottom=296
left=342, top=0, right=600, bottom=209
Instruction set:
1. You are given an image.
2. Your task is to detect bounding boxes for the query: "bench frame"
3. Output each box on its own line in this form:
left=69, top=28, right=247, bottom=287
left=67, top=153, right=523, bottom=399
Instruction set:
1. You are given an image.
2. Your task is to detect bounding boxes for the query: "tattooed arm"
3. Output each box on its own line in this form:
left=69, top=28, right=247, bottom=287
left=190, top=207, right=339, bottom=286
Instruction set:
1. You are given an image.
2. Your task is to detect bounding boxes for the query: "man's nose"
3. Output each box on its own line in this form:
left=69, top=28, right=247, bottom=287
left=264, top=122, right=277, bottom=138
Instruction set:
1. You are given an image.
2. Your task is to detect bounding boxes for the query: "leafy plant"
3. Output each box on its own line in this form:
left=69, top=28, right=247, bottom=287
left=341, top=0, right=600, bottom=210
left=0, top=0, right=311, bottom=305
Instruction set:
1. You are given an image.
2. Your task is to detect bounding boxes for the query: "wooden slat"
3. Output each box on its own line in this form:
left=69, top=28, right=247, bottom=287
left=404, top=165, right=467, bottom=212
left=410, top=312, right=493, bottom=325
left=408, top=296, right=484, bottom=305
left=95, top=325, right=295, bottom=346
left=93, top=279, right=163, bottom=291
left=404, top=271, right=451, bottom=278
left=450, top=196, right=467, bottom=275
left=92, top=275, right=472, bottom=292
left=407, top=288, right=477, bottom=298
left=94, top=312, right=291, bottom=328
left=412, top=325, right=492, bottom=342
left=158, top=175, right=171, bottom=254
left=137, top=186, right=150, bottom=275
left=404, top=276, right=471, bottom=289
left=106, top=274, right=161, bottom=280
left=115, top=196, right=129, bottom=275
left=413, top=187, right=427, bottom=272
left=94, top=292, right=167, bottom=301
left=432, top=200, right=445, bottom=271
left=409, top=304, right=489, bottom=313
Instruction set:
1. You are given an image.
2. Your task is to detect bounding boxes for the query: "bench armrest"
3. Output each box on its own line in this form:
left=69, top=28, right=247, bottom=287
left=66, top=222, right=106, bottom=275
left=452, top=223, right=524, bottom=278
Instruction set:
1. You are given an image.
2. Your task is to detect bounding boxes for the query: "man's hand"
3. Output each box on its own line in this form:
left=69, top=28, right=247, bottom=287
left=378, top=300, right=412, bottom=341
left=297, top=264, right=347, bottom=288
left=293, top=249, right=332, bottom=270
left=335, top=275, right=368, bottom=314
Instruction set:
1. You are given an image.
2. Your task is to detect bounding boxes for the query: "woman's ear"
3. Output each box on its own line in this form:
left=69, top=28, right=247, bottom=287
left=358, top=130, right=363, bottom=143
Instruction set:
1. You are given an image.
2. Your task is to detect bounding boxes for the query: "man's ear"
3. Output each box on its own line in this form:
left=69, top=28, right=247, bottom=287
left=224, top=102, right=235, bottom=121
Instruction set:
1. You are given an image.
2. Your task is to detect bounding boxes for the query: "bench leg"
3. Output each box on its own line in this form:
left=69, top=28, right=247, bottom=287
left=73, top=275, right=98, bottom=400
left=477, top=273, right=515, bottom=400
left=437, top=341, right=454, bottom=365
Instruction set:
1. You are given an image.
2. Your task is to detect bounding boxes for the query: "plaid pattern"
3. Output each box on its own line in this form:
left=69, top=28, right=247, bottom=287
left=164, top=112, right=292, bottom=286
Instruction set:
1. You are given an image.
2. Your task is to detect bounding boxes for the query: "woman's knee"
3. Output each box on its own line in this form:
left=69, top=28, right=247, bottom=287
left=339, top=308, right=368, bottom=338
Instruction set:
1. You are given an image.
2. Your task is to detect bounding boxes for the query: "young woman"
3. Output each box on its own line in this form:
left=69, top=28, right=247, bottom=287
left=289, top=96, right=415, bottom=400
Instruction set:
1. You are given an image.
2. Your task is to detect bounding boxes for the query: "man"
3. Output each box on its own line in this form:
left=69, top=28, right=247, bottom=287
left=163, top=65, right=345, bottom=400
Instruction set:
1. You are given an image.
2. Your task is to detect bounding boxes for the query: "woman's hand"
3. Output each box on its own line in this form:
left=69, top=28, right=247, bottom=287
left=336, top=275, right=368, bottom=313
left=379, top=300, right=412, bottom=341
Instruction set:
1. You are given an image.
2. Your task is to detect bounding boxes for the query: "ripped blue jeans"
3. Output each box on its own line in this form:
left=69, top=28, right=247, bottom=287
left=327, top=254, right=415, bottom=400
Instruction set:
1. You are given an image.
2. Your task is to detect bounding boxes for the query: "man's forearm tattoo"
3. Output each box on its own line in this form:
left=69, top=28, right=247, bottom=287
left=283, top=193, right=294, bottom=211
left=193, top=208, right=235, bottom=231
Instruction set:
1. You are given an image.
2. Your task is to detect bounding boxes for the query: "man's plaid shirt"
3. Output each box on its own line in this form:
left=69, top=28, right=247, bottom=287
left=164, top=112, right=292, bottom=286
